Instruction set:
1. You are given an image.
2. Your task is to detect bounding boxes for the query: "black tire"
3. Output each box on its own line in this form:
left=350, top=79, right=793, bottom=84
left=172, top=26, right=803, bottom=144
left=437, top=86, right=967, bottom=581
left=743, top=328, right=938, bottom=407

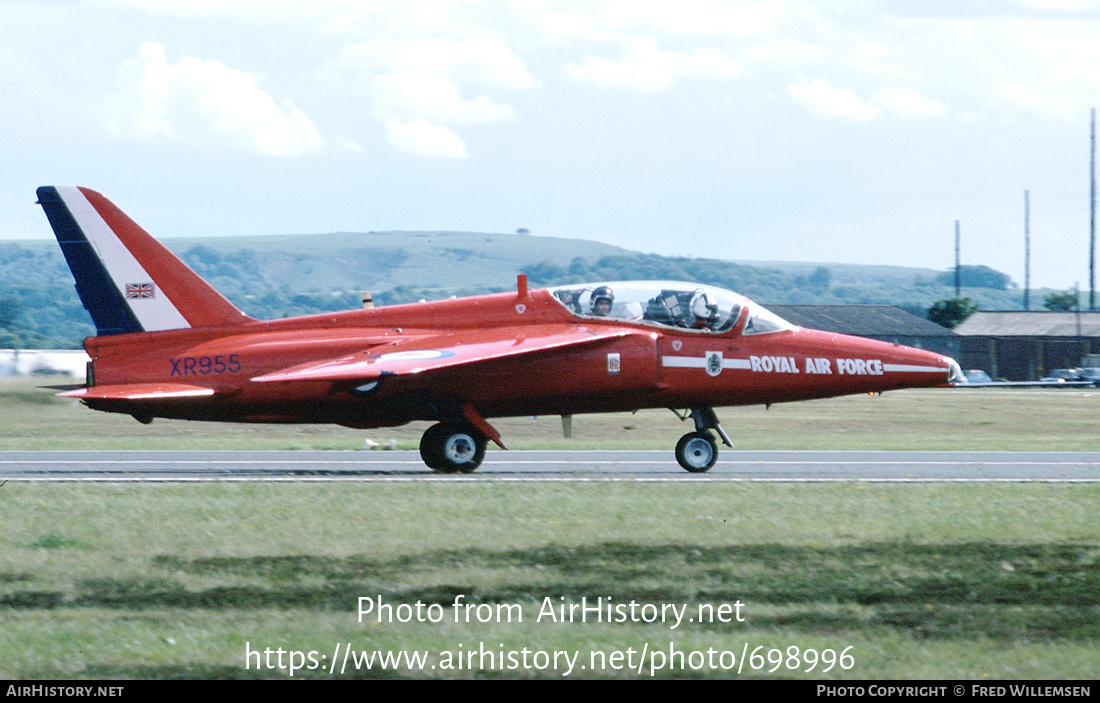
left=419, top=423, right=486, bottom=473
left=418, top=423, right=448, bottom=470
left=675, top=431, right=717, bottom=473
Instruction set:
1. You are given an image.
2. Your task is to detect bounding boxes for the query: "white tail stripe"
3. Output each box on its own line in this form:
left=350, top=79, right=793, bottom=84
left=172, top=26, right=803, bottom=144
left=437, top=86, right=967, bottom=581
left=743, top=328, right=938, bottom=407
left=55, top=187, right=190, bottom=331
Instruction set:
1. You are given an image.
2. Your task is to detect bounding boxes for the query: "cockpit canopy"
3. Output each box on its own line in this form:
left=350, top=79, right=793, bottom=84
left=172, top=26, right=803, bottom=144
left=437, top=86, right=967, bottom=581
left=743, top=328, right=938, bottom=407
left=547, top=281, right=794, bottom=335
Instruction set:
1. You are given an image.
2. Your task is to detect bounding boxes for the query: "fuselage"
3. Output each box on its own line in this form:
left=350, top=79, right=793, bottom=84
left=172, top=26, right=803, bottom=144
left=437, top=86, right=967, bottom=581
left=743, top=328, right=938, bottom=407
left=39, top=185, right=960, bottom=472
left=78, top=283, right=957, bottom=428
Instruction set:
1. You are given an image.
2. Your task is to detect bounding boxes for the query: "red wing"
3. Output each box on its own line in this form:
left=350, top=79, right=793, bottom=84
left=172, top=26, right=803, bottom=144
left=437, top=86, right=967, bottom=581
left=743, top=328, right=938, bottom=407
left=252, top=325, right=642, bottom=384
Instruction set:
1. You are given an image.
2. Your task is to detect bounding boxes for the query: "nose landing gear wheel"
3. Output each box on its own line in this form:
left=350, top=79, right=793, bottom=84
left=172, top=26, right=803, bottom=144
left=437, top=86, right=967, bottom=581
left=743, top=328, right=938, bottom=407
left=675, top=431, right=717, bottom=472
left=420, top=422, right=487, bottom=473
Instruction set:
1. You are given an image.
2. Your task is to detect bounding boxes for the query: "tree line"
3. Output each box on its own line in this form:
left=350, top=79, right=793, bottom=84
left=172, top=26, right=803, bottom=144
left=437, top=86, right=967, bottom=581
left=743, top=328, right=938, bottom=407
left=0, top=240, right=1053, bottom=348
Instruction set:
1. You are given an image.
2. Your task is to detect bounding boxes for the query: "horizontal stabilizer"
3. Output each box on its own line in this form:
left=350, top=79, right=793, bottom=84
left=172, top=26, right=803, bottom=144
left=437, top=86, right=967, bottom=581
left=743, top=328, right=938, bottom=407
left=253, top=325, right=642, bottom=383
left=58, top=383, right=220, bottom=400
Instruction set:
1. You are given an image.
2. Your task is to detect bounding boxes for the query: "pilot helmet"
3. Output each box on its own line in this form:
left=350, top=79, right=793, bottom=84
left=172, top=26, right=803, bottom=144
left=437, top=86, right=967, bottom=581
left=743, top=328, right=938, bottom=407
left=691, top=290, right=718, bottom=319
left=590, top=286, right=614, bottom=312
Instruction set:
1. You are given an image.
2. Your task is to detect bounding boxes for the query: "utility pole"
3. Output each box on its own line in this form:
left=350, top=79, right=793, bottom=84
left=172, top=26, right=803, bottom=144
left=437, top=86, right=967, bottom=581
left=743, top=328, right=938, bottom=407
left=1091, top=107, right=1096, bottom=310
left=954, top=220, right=961, bottom=297
left=1024, top=190, right=1031, bottom=310
left=1076, top=282, right=1083, bottom=338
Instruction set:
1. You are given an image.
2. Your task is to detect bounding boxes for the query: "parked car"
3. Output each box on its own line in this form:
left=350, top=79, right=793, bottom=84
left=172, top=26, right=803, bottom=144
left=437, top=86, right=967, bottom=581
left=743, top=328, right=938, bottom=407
left=962, top=370, right=993, bottom=384
left=1041, top=368, right=1082, bottom=383
left=1077, top=367, right=1100, bottom=387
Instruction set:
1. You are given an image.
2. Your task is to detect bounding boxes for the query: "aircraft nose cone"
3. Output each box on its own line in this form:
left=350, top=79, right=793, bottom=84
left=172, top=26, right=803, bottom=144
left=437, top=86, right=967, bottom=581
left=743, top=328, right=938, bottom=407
left=892, top=347, right=960, bottom=387
left=889, top=346, right=958, bottom=383
left=945, top=357, right=965, bottom=385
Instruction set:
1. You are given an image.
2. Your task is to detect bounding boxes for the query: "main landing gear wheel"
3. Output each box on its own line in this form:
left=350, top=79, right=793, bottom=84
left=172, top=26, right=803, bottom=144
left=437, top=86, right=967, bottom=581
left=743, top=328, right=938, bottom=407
left=671, top=407, right=732, bottom=472
left=675, top=431, right=718, bottom=473
left=419, top=422, right=487, bottom=473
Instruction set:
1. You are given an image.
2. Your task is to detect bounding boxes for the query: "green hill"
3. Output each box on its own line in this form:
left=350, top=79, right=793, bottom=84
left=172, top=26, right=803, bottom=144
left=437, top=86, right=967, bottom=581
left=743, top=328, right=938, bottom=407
left=163, top=230, right=632, bottom=301
left=0, top=231, right=1034, bottom=348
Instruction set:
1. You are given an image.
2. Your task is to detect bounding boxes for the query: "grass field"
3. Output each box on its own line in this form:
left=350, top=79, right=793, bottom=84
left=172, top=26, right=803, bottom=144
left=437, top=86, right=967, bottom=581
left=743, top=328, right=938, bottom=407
left=1, top=378, right=1098, bottom=679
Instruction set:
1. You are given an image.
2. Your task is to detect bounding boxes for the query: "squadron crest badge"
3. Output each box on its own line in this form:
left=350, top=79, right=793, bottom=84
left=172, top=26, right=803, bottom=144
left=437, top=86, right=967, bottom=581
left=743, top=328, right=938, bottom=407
left=705, top=351, right=723, bottom=377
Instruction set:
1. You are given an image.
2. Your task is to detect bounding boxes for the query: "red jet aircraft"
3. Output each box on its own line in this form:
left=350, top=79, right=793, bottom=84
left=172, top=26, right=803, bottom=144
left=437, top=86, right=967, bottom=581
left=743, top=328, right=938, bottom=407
left=38, top=186, right=963, bottom=472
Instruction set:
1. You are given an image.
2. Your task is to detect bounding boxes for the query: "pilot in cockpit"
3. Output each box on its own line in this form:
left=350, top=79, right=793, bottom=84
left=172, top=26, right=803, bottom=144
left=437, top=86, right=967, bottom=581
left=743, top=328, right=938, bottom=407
left=590, top=286, right=614, bottom=316
left=689, top=289, right=720, bottom=329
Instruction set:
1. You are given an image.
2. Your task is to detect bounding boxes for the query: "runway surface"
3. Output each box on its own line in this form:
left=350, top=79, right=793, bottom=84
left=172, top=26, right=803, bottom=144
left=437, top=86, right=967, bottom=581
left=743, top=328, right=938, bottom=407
left=2, top=450, right=1099, bottom=481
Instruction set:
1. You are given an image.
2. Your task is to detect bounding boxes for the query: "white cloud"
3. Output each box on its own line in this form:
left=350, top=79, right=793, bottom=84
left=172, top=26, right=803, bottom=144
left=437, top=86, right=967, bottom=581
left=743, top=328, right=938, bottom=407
left=328, top=35, right=536, bottom=158
left=384, top=118, right=468, bottom=159
left=742, top=37, right=826, bottom=66
left=104, top=42, right=324, bottom=156
left=981, top=19, right=1100, bottom=121
left=97, top=0, right=343, bottom=23
left=518, top=0, right=781, bottom=40
left=996, top=80, right=1083, bottom=121
left=81, top=1, right=1100, bottom=156
left=784, top=77, right=880, bottom=121
left=566, top=38, right=743, bottom=91
left=872, top=87, right=946, bottom=117
left=595, top=0, right=780, bottom=37
left=372, top=72, right=516, bottom=125
left=997, top=81, right=1049, bottom=111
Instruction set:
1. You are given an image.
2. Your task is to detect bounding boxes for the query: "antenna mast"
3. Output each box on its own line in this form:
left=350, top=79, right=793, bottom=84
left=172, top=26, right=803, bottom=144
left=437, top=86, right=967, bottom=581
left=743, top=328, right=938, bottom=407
left=1091, top=107, right=1096, bottom=310
left=954, top=220, right=961, bottom=297
left=1024, top=190, right=1031, bottom=310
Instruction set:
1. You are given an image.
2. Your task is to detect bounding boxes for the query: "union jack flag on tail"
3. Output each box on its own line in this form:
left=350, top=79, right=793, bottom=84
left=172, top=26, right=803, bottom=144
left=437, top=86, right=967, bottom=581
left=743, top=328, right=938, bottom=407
left=126, top=283, right=155, bottom=299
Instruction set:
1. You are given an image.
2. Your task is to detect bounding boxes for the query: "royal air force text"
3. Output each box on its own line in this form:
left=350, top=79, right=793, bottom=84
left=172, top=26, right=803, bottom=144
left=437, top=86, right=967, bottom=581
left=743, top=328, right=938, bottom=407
left=750, top=356, right=884, bottom=375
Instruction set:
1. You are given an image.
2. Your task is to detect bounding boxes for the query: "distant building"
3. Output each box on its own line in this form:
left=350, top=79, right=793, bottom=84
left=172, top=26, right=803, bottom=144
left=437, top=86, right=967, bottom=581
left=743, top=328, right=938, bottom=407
left=954, top=311, right=1100, bottom=380
left=0, top=349, right=89, bottom=377
left=765, top=304, right=959, bottom=359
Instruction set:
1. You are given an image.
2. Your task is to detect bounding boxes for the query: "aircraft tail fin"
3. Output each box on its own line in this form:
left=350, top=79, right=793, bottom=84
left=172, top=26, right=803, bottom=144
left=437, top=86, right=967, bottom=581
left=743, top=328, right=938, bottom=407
left=36, top=186, right=254, bottom=336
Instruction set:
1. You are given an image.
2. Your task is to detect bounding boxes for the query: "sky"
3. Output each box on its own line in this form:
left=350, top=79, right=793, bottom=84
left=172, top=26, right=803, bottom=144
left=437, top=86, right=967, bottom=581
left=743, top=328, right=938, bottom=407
left=2, top=0, right=1100, bottom=291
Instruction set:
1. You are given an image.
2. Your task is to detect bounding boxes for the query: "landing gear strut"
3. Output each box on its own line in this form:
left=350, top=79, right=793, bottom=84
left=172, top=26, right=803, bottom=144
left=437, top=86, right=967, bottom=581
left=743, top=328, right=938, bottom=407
left=673, top=407, right=733, bottom=473
left=419, top=422, right=487, bottom=473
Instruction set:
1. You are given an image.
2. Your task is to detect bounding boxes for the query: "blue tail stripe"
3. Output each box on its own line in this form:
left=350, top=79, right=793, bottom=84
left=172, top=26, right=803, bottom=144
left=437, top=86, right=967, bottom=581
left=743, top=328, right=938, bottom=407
left=36, top=186, right=144, bottom=336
